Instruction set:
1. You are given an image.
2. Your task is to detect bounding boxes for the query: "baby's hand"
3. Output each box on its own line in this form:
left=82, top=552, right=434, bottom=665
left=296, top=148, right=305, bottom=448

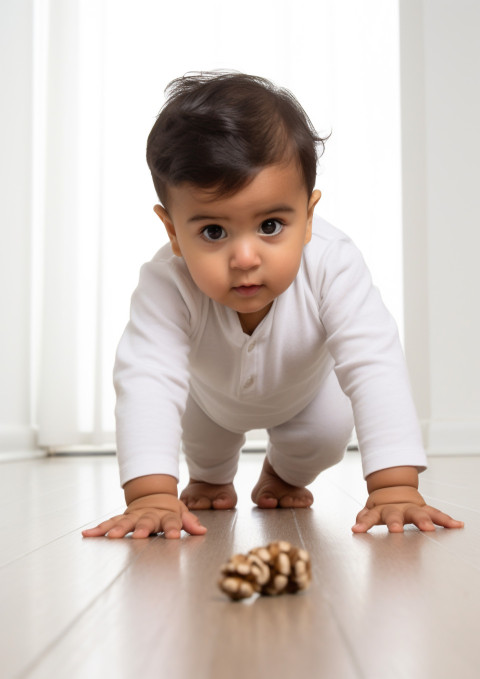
left=352, top=486, right=464, bottom=533
left=82, top=493, right=207, bottom=539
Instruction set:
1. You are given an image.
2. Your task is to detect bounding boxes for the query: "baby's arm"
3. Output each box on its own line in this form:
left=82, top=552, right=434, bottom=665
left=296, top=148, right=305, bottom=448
left=82, top=474, right=207, bottom=539
left=352, top=466, right=464, bottom=533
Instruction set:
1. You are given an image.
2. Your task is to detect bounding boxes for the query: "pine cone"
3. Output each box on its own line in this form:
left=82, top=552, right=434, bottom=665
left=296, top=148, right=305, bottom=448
left=218, top=541, right=311, bottom=600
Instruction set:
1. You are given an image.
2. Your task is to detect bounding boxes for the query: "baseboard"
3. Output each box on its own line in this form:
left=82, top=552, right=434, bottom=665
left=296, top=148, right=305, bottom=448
left=0, top=449, right=47, bottom=462
left=421, top=420, right=480, bottom=456
left=242, top=428, right=267, bottom=452
left=0, top=424, right=38, bottom=455
left=2, top=422, right=476, bottom=459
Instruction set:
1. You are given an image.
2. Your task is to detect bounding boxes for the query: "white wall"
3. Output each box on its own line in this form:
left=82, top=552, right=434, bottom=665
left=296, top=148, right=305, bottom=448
left=1, top=0, right=479, bottom=456
left=0, top=1, right=36, bottom=452
left=400, top=0, right=480, bottom=454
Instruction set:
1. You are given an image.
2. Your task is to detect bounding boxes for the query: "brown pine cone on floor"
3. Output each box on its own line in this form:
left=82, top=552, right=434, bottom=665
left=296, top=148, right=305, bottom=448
left=218, top=541, right=311, bottom=600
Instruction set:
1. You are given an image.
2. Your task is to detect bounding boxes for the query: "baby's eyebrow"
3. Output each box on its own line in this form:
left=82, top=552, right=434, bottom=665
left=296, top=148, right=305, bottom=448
left=255, top=205, right=296, bottom=217
left=187, top=214, right=226, bottom=224
left=186, top=205, right=296, bottom=224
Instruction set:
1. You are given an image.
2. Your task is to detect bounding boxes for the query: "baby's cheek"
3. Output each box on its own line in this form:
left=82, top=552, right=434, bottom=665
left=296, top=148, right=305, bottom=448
left=191, top=266, right=227, bottom=299
left=272, top=257, right=301, bottom=292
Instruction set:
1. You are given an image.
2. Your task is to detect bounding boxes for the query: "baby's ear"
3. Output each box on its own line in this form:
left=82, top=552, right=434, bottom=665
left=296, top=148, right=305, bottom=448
left=305, top=190, right=321, bottom=244
left=153, top=205, right=182, bottom=256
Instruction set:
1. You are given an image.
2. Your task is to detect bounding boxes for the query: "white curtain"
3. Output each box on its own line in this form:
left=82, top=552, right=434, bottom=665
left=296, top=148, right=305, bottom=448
left=33, top=0, right=402, bottom=449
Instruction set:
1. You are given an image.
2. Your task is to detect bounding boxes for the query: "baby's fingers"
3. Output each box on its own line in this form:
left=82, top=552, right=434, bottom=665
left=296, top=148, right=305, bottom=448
left=82, top=515, right=132, bottom=538
left=155, top=507, right=205, bottom=539
left=353, top=505, right=422, bottom=533
left=83, top=508, right=207, bottom=540
left=105, top=515, right=142, bottom=538
left=352, top=503, right=465, bottom=534
left=379, top=505, right=409, bottom=533
left=424, top=505, right=464, bottom=529
left=130, top=511, right=165, bottom=538
left=129, top=510, right=185, bottom=539
left=180, top=505, right=208, bottom=537
left=352, top=507, right=381, bottom=533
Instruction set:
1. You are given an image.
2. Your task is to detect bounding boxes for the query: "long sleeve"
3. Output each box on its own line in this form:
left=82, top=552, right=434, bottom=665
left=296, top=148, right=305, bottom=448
left=113, top=250, right=202, bottom=486
left=312, top=230, right=427, bottom=477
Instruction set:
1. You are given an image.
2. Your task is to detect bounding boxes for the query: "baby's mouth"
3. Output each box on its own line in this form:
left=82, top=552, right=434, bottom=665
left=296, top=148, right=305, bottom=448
left=233, top=284, right=263, bottom=297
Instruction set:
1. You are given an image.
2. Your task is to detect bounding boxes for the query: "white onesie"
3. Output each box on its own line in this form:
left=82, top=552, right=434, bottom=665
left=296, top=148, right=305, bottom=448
left=114, top=217, right=427, bottom=487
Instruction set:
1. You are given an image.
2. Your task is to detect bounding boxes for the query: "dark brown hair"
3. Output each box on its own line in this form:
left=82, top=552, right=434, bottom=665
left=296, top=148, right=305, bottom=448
left=146, top=71, right=327, bottom=207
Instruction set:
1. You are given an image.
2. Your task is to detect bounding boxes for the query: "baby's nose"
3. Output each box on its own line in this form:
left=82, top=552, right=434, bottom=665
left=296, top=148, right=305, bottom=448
left=230, top=239, right=261, bottom=269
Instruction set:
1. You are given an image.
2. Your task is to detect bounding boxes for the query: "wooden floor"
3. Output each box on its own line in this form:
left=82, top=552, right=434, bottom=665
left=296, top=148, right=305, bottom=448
left=1, top=450, right=479, bottom=679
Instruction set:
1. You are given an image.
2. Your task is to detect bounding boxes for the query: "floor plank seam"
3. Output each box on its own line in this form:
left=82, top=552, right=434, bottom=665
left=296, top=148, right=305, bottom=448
left=291, top=510, right=308, bottom=551
left=324, top=479, right=365, bottom=507
left=14, top=537, right=159, bottom=679
left=422, top=478, right=474, bottom=489
left=420, top=530, right=480, bottom=571
left=422, top=493, right=480, bottom=516
left=79, top=505, right=128, bottom=533
left=0, top=506, right=126, bottom=571
left=317, top=583, right=368, bottom=679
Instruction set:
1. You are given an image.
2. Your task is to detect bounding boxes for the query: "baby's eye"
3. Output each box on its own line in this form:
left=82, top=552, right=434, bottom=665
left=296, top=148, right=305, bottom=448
left=201, top=225, right=227, bottom=242
left=259, top=219, right=284, bottom=236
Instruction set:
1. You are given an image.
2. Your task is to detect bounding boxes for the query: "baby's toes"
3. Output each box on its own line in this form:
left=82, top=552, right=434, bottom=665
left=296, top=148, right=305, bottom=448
left=254, top=493, right=279, bottom=509
left=211, top=493, right=236, bottom=509
left=179, top=486, right=210, bottom=509
left=180, top=493, right=213, bottom=510
left=180, top=481, right=237, bottom=510
left=278, top=491, right=313, bottom=509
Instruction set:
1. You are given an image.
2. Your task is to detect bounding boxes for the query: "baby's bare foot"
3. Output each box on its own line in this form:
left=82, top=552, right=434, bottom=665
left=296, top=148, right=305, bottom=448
left=180, top=479, right=237, bottom=510
left=251, top=457, right=314, bottom=509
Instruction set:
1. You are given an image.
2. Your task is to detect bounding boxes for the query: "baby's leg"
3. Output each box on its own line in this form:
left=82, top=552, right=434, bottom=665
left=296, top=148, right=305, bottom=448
left=251, top=371, right=354, bottom=508
left=180, top=394, right=245, bottom=510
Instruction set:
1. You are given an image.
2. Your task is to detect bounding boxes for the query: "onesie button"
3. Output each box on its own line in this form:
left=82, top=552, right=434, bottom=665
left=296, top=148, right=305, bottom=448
left=247, top=342, right=256, bottom=353
left=244, top=376, right=255, bottom=388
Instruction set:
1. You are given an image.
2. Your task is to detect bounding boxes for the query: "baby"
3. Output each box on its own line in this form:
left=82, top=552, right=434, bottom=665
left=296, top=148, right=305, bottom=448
left=83, top=72, right=463, bottom=540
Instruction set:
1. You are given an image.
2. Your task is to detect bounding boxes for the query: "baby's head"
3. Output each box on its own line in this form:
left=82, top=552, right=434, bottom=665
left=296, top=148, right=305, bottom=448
left=146, top=71, right=325, bottom=207
left=146, top=72, right=326, bottom=334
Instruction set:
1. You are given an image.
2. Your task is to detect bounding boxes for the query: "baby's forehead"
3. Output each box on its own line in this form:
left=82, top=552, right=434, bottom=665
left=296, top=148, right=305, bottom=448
left=165, top=161, right=309, bottom=220
left=175, top=158, right=307, bottom=202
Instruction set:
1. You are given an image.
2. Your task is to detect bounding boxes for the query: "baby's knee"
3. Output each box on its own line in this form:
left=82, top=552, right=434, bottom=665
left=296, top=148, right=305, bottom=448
left=267, top=422, right=353, bottom=486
